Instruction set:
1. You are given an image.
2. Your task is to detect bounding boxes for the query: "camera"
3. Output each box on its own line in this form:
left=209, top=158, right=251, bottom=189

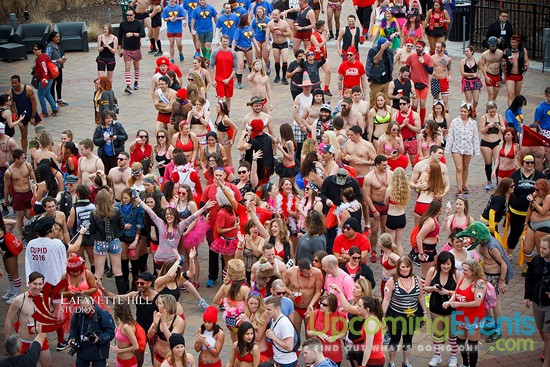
left=85, top=331, right=98, bottom=344
left=68, top=340, right=80, bottom=356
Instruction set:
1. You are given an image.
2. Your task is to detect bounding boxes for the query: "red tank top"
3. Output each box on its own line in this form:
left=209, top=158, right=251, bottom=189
left=396, top=110, right=416, bottom=140
left=312, top=31, right=327, bottom=59
left=361, top=316, right=385, bottom=364
left=176, top=135, right=194, bottom=153
left=454, top=278, right=486, bottom=324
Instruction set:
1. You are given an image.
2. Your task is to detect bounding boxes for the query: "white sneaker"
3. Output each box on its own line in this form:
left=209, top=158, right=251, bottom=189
left=6, top=293, right=18, bottom=304
left=429, top=355, right=442, bottom=367
left=448, top=356, right=458, bottom=367
left=2, top=291, right=14, bottom=300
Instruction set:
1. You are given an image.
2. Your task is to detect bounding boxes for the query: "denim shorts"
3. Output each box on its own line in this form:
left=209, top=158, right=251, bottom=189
left=94, top=238, right=122, bottom=255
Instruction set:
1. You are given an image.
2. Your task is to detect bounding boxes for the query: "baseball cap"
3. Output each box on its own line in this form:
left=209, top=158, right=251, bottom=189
left=322, top=144, right=335, bottom=154
left=65, top=175, right=78, bottom=184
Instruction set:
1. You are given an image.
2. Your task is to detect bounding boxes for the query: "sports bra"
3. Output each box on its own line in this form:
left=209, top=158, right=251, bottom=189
left=426, top=218, right=440, bottom=238
left=178, top=203, right=192, bottom=219
left=216, top=117, right=229, bottom=132
left=374, top=110, right=391, bottom=125
left=116, top=324, right=131, bottom=344
left=160, top=284, right=182, bottom=301
left=201, top=329, right=217, bottom=350
left=450, top=214, right=468, bottom=232
left=436, top=116, right=447, bottom=130
left=156, top=315, right=177, bottom=341
left=464, top=60, right=478, bottom=75
left=381, top=254, right=396, bottom=270
left=484, top=114, right=502, bottom=135
left=190, top=113, right=204, bottom=126
left=176, top=135, right=194, bottom=152
left=236, top=349, right=254, bottom=363
left=499, top=143, right=515, bottom=159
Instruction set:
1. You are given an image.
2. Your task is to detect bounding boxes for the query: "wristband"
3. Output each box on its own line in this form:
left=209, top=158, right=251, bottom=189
left=499, top=279, right=505, bottom=283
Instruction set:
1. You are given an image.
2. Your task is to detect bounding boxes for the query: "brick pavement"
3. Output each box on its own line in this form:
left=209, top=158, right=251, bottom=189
left=0, top=34, right=549, bottom=366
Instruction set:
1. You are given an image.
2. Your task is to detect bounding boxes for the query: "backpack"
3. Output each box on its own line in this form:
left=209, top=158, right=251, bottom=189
left=271, top=315, right=301, bottom=353
left=484, top=281, right=498, bottom=310
left=59, top=190, right=73, bottom=219
left=22, top=214, right=41, bottom=243
left=409, top=224, right=421, bottom=251
left=135, top=323, right=147, bottom=352
left=47, top=61, right=59, bottom=79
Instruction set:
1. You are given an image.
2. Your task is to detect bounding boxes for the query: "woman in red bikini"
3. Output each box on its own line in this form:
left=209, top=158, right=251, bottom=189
left=112, top=302, right=140, bottom=367
left=379, top=233, right=399, bottom=295
left=226, top=322, right=260, bottom=367
left=416, top=200, right=442, bottom=278
left=413, top=161, right=445, bottom=225
left=493, top=127, right=519, bottom=181
left=172, top=121, right=199, bottom=164
left=194, top=306, right=225, bottom=367
left=161, top=333, right=195, bottom=367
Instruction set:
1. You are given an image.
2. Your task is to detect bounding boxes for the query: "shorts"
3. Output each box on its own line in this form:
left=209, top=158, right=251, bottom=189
left=461, top=77, right=482, bottom=92
left=480, top=139, right=501, bottom=149
left=94, top=238, right=123, bottom=256
left=294, top=29, right=313, bottom=40
left=21, top=338, right=49, bottom=353
left=117, top=355, right=138, bottom=367
left=235, top=45, right=252, bottom=53
left=529, top=219, right=550, bottom=233
left=81, top=235, right=95, bottom=247
left=272, top=41, right=289, bottom=50
left=485, top=272, right=501, bottom=295
left=414, top=201, right=430, bottom=216
left=369, top=201, right=388, bottom=217
left=12, top=190, right=33, bottom=211
left=136, top=12, right=148, bottom=20
left=420, top=243, right=437, bottom=262
left=167, top=32, right=183, bottom=38
left=386, top=213, right=406, bottom=230
left=150, top=240, right=159, bottom=252
left=403, top=138, right=418, bottom=155
left=151, top=14, right=162, bottom=28
left=430, top=78, right=449, bottom=97
left=0, top=236, right=15, bottom=258
left=532, top=302, right=550, bottom=334
left=414, top=85, right=429, bottom=100
left=97, top=56, right=116, bottom=72
left=311, top=2, right=321, bottom=10
left=198, top=31, right=213, bottom=43
left=328, top=2, right=342, bottom=11
left=497, top=168, right=516, bottom=178
left=506, top=73, right=523, bottom=82
left=425, top=26, right=447, bottom=38
left=216, top=78, right=234, bottom=98
left=123, top=49, right=143, bottom=62
left=157, top=112, right=172, bottom=124
left=486, top=72, right=501, bottom=88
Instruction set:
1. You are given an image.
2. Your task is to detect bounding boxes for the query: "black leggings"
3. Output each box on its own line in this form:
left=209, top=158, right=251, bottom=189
left=507, top=209, right=526, bottom=250
left=355, top=6, right=372, bottom=32
left=457, top=338, right=479, bottom=367
left=388, top=326, right=414, bottom=352
left=50, top=67, right=63, bottom=101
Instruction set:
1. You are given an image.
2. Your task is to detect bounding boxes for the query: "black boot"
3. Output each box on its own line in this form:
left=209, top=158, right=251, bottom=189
left=115, top=276, right=127, bottom=294
left=139, top=254, right=149, bottom=273
left=130, top=259, right=140, bottom=291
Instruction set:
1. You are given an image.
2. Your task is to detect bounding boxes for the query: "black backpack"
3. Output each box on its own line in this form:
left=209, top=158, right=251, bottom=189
left=271, top=315, right=301, bottom=353
left=22, top=215, right=41, bottom=243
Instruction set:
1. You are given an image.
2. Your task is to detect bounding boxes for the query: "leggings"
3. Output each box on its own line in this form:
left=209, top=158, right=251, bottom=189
left=388, top=325, right=414, bottom=352
left=507, top=210, right=526, bottom=250
left=355, top=6, right=372, bottom=31
left=50, top=67, right=63, bottom=101
left=457, top=338, right=479, bottom=367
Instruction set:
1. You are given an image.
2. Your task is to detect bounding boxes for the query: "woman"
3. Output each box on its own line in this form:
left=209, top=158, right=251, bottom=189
left=92, top=110, right=128, bottom=173
left=142, top=192, right=163, bottom=274
left=368, top=0, right=389, bottom=39
left=214, top=100, right=238, bottom=167
left=210, top=202, right=241, bottom=269
left=427, top=99, right=450, bottom=146
left=60, top=141, right=80, bottom=177
left=200, top=132, right=229, bottom=172
left=167, top=70, right=181, bottom=91
left=445, top=103, right=480, bottom=195
left=241, top=294, right=269, bottom=361
left=416, top=120, right=443, bottom=164
left=226, top=322, right=260, bottom=367
left=379, top=233, right=400, bottom=294
left=154, top=128, right=174, bottom=178
left=194, top=306, right=225, bottom=367
left=67, top=185, right=96, bottom=270
left=93, top=76, right=117, bottom=125
left=330, top=278, right=372, bottom=367
left=187, top=71, right=207, bottom=101
left=275, top=123, right=299, bottom=183
left=334, top=187, right=362, bottom=232
left=340, top=246, right=375, bottom=285
left=523, top=179, right=550, bottom=261
left=374, top=7, right=401, bottom=50
left=173, top=121, right=199, bottom=164
left=299, top=151, right=325, bottom=188
left=45, top=31, right=67, bottom=106
left=382, top=256, right=427, bottom=367
left=116, top=188, right=144, bottom=293
left=376, top=122, right=408, bottom=171
left=190, top=57, right=212, bottom=92
left=320, top=131, right=343, bottom=162
left=448, top=229, right=478, bottom=272
left=154, top=76, right=177, bottom=135
left=295, top=210, right=326, bottom=263
left=385, top=167, right=410, bottom=252
left=160, top=334, right=195, bottom=367
left=252, top=7, right=270, bottom=68
left=493, top=127, right=519, bottom=182
left=112, top=302, right=140, bottom=367
left=352, top=297, right=385, bottom=367
left=148, top=0, right=163, bottom=56
left=232, top=161, right=259, bottom=197
left=423, top=0, right=450, bottom=55
left=96, top=24, right=118, bottom=79
left=413, top=161, right=445, bottom=224
left=460, top=47, right=482, bottom=118
left=401, top=11, right=423, bottom=45
left=424, top=251, right=459, bottom=367
left=416, top=200, right=442, bottom=278
left=130, top=129, right=153, bottom=165
left=32, top=162, right=63, bottom=215
left=32, top=134, right=57, bottom=170
left=233, top=14, right=254, bottom=89
left=306, top=294, right=346, bottom=365
left=443, top=196, right=475, bottom=233
left=128, top=162, right=146, bottom=195
left=480, top=178, right=514, bottom=242
left=56, top=130, right=74, bottom=162
left=480, top=101, right=507, bottom=190
left=33, top=43, right=59, bottom=117
left=297, top=182, right=323, bottom=233
left=147, top=294, right=185, bottom=367
left=254, top=216, right=292, bottom=264
left=443, top=260, right=486, bottom=367
left=505, top=95, right=526, bottom=134
left=368, top=92, right=393, bottom=150
left=235, top=221, right=264, bottom=284
left=276, top=178, right=300, bottom=254
left=89, top=189, right=124, bottom=290
left=187, top=97, right=210, bottom=146
left=0, top=211, right=19, bottom=304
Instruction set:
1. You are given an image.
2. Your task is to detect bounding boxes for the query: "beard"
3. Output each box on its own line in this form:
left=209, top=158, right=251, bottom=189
left=490, top=48, right=496, bottom=54
left=340, top=107, right=350, bottom=117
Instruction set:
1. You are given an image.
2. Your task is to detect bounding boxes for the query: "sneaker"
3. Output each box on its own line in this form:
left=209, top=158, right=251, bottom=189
left=194, top=51, right=201, bottom=58
left=134, top=82, right=139, bottom=90
left=154, top=50, right=163, bottom=57
left=274, top=76, right=281, bottom=83
left=402, top=363, right=413, bottom=367
left=462, top=185, right=469, bottom=194
left=486, top=331, right=502, bottom=343
left=170, top=59, right=175, bottom=63
left=281, top=78, right=289, bottom=85
left=5, top=294, right=18, bottom=304
left=387, top=363, right=395, bottom=367
left=148, top=49, right=157, bottom=55
left=237, top=82, right=242, bottom=89
left=124, top=86, right=133, bottom=94
left=448, top=356, right=458, bottom=367
left=206, top=279, right=216, bottom=287
left=2, top=291, right=13, bottom=300
left=324, top=89, right=333, bottom=97
left=198, top=298, right=209, bottom=310
left=329, top=32, right=334, bottom=40
left=56, top=342, right=69, bottom=351
left=485, top=181, right=492, bottom=190
left=51, top=109, right=59, bottom=117
left=40, top=112, right=49, bottom=118
left=179, top=53, right=184, bottom=62
left=429, top=355, right=442, bottom=367
left=370, top=251, right=377, bottom=263
left=192, top=281, right=201, bottom=290
left=57, top=99, right=69, bottom=106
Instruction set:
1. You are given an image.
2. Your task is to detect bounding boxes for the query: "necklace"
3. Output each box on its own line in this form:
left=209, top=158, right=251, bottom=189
left=296, top=270, right=311, bottom=289
left=374, top=169, right=388, bottom=186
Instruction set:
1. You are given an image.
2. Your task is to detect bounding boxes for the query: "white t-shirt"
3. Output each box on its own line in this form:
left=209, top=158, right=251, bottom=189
left=270, top=314, right=298, bottom=364
left=25, top=237, right=67, bottom=286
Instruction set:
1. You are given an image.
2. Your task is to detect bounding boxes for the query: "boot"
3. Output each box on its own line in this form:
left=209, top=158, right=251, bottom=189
left=115, top=276, right=127, bottom=294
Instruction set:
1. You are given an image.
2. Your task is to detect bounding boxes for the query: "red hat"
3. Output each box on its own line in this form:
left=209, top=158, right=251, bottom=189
left=176, top=88, right=188, bottom=100
left=156, top=57, right=170, bottom=66
left=203, top=305, right=218, bottom=324
left=405, top=38, right=414, bottom=45
left=66, top=254, right=85, bottom=273
left=416, top=40, right=426, bottom=47
left=347, top=46, right=357, bottom=54
left=250, top=119, right=264, bottom=138
left=308, top=45, right=316, bottom=52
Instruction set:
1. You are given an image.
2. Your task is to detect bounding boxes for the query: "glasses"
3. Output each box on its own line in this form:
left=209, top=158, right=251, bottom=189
left=341, top=104, right=348, bottom=108
left=304, top=187, right=311, bottom=191
left=135, top=281, right=147, bottom=286
left=237, top=170, right=248, bottom=174
left=319, top=302, right=329, bottom=307
left=178, top=191, right=188, bottom=194
left=126, top=13, right=135, bottom=16
left=275, top=291, right=287, bottom=296
left=346, top=53, right=354, bottom=57
left=337, top=174, right=347, bottom=178
left=313, top=259, right=319, bottom=263
left=399, top=102, right=408, bottom=105
left=343, top=226, right=352, bottom=231
left=188, top=78, right=194, bottom=81
left=525, top=161, right=535, bottom=165
left=307, top=53, right=314, bottom=56
left=117, top=157, right=126, bottom=161
left=33, top=48, right=38, bottom=51
left=157, top=135, right=166, bottom=139
left=139, top=135, right=148, bottom=139
left=351, top=256, right=362, bottom=260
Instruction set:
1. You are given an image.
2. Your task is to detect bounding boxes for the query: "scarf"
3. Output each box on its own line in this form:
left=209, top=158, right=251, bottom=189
left=276, top=192, right=297, bottom=232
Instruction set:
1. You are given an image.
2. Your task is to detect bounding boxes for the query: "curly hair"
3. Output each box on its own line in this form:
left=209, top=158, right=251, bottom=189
left=301, top=138, right=318, bottom=158
left=299, top=151, right=319, bottom=178
left=114, top=301, right=136, bottom=325
left=188, top=71, right=205, bottom=89
left=305, top=210, right=326, bottom=236
left=389, top=168, right=410, bottom=208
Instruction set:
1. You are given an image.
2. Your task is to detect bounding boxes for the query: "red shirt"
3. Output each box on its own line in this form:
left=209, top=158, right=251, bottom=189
left=201, top=183, right=243, bottom=238
left=405, top=52, right=433, bottom=86
left=333, top=233, right=371, bottom=255
left=353, top=0, right=375, bottom=7
left=130, top=144, right=152, bottom=164
left=35, top=53, right=53, bottom=80
left=311, top=31, right=327, bottom=60
left=212, top=49, right=235, bottom=81
left=337, top=60, right=365, bottom=89
left=216, top=207, right=238, bottom=237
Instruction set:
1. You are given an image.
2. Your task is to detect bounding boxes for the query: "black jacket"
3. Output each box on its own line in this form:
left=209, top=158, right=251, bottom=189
left=92, top=122, right=128, bottom=158
left=340, top=262, right=376, bottom=288
left=89, top=209, right=124, bottom=242
left=366, top=46, right=394, bottom=84
left=320, top=175, right=362, bottom=212
left=525, top=255, right=550, bottom=306
left=68, top=304, right=115, bottom=361
left=485, top=20, right=514, bottom=50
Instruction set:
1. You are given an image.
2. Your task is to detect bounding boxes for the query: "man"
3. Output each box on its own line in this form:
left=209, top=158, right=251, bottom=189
left=287, top=49, right=305, bottom=99
left=284, top=259, right=323, bottom=332
left=338, top=46, right=367, bottom=93
left=364, top=155, right=392, bottom=259
left=68, top=294, right=115, bottom=367
left=350, top=87, right=369, bottom=127
left=478, top=36, right=504, bottom=102
left=320, top=144, right=339, bottom=176
left=337, top=97, right=364, bottom=133
left=525, top=235, right=550, bottom=367
left=535, top=87, right=550, bottom=139
left=394, top=38, right=414, bottom=74
left=215, top=2, right=240, bottom=45
left=108, top=151, right=132, bottom=201
left=162, top=0, right=187, bottom=62
left=78, top=139, right=105, bottom=187
left=266, top=278, right=295, bottom=317
left=4, top=149, right=35, bottom=235
left=190, top=0, right=218, bottom=61
left=184, top=0, right=202, bottom=58
left=242, top=96, right=275, bottom=135
left=292, top=0, right=316, bottom=52
left=409, top=145, right=450, bottom=198
left=239, top=119, right=275, bottom=185
left=1, top=329, right=47, bottom=367
left=9, top=74, right=39, bottom=153
left=302, top=89, right=324, bottom=133
left=311, top=102, right=333, bottom=143
left=293, top=75, right=314, bottom=160
left=130, top=0, right=152, bottom=41
left=248, top=64, right=274, bottom=112
left=387, top=66, right=414, bottom=110
left=430, top=41, right=451, bottom=109
left=333, top=217, right=370, bottom=263
left=485, top=9, right=514, bottom=50
left=321, top=254, right=354, bottom=308
left=504, top=34, right=529, bottom=106
left=230, top=0, right=247, bottom=16
left=4, top=272, right=51, bottom=367
left=310, top=20, right=332, bottom=96
left=457, top=222, right=513, bottom=343
left=118, top=8, right=146, bottom=94
left=56, top=174, right=78, bottom=224
left=153, top=75, right=177, bottom=133
left=336, top=15, right=363, bottom=60
left=406, top=40, right=433, bottom=125
left=302, top=337, right=340, bottom=367
left=366, top=37, right=394, bottom=107
left=394, top=96, right=421, bottom=165
left=251, top=244, right=287, bottom=284
left=210, top=35, right=238, bottom=110
left=266, top=9, right=292, bottom=85
left=0, top=123, right=19, bottom=216
left=41, top=196, right=70, bottom=244
left=265, top=297, right=299, bottom=367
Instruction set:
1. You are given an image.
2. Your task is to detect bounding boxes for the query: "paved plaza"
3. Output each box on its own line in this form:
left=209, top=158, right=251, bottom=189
left=0, top=32, right=549, bottom=366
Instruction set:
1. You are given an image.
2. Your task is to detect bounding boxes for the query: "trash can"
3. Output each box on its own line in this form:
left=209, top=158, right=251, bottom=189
left=449, top=2, right=471, bottom=42
left=120, top=0, right=131, bottom=22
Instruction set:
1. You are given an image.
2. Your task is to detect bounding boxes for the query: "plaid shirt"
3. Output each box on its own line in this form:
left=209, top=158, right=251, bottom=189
left=293, top=121, right=307, bottom=144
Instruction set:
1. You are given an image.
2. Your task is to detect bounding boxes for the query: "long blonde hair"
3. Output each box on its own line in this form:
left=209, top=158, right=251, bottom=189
left=356, top=277, right=372, bottom=297
left=94, top=189, right=115, bottom=220
left=380, top=233, right=399, bottom=255
left=268, top=218, right=290, bottom=244
left=389, top=168, right=410, bottom=208
left=188, top=71, right=205, bottom=89
left=127, top=162, right=143, bottom=187
left=245, top=293, right=267, bottom=329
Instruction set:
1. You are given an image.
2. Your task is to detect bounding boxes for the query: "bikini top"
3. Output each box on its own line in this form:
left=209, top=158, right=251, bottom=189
left=176, top=135, right=194, bottom=152
left=156, top=315, right=177, bottom=341
left=236, top=349, right=254, bottom=363
left=464, top=60, right=478, bottom=74
left=116, top=324, right=131, bottom=344
left=374, top=110, right=391, bottom=125
left=217, top=117, right=229, bottom=132
left=499, top=143, right=515, bottom=159
left=381, top=254, right=396, bottom=270
left=484, top=114, right=502, bottom=135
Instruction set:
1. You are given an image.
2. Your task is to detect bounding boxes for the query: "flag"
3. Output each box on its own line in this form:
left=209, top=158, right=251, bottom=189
left=521, top=126, right=550, bottom=147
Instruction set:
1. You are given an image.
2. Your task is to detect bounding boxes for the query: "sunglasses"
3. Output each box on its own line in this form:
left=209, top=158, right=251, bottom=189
left=126, top=13, right=135, bottom=16
left=304, top=187, right=311, bottom=191
left=525, top=161, right=535, bottom=165
left=117, top=157, right=126, bottom=161
left=157, top=135, right=166, bottom=138
left=399, top=102, right=408, bottom=105
left=319, top=302, right=329, bottom=307
left=178, top=191, right=188, bottom=194
left=313, top=259, right=319, bottom=263
left=237, top=170, right=248, bottom=174
left=347, top=53, right=354, bottom=56
left=275, top=291, right=287, bottom=296
left=343, top=226, right=352, bottom=231
left=135, top=281, right=147, bottom=286
left=139, top=135, right=148, bottom=139
left=341, top=104, right=349, bottom=108
left=337, top=174, right=347, bottom=178
left=33, top=48, right=38, bottom=51
left=351, top=256, right=361, bottom=260
left=188, top=78, right=194, bottom=81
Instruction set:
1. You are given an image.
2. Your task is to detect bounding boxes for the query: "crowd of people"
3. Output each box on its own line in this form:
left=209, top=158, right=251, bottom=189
left=1, top=0, right=550, bottom=367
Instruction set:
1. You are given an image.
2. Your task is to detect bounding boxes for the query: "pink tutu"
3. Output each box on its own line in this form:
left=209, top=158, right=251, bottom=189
left=210, top=236, right=239, bottom=255
left=181, top=216, right=210, bottom=249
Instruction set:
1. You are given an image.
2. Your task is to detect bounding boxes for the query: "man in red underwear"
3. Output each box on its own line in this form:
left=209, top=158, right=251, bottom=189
left=209, top=35, right=238, bottom=111
left=504, top=34, right=529, bottom=106
left=406, top=40, right=433, bottom=125
left=479, top=36, right=504, bottom=102
left=292, top=0, right=315, bottom=52
left=4, top=148, right=35, bottom=236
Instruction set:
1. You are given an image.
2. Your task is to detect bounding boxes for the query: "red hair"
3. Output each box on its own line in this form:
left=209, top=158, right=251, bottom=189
left=503, top=127, right=518, bottom=144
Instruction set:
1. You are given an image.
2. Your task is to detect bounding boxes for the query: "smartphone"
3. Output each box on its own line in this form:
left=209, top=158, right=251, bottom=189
left=392, top=150, right=398, bottom=155
left=21, top=110, right=27, bottom=118
left=435, top=284, right=442, bottom=290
